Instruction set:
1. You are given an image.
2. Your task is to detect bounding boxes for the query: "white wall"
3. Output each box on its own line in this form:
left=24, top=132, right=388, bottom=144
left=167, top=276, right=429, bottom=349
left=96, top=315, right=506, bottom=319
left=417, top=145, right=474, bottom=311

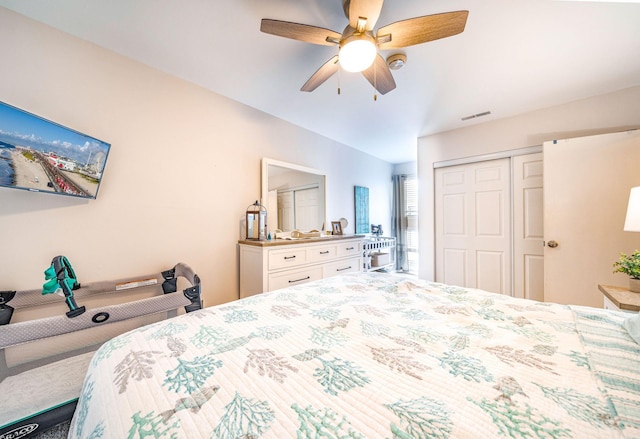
left=418, top=85, right=640, bottom=280
left=0, top=8, right=392, bottom=306
left=393, top=161, right=417, bottom=176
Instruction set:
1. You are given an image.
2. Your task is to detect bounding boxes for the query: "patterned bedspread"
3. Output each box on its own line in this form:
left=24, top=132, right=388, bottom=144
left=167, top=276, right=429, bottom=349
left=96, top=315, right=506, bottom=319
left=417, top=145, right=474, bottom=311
left=68, top=273, right=640, bottom=438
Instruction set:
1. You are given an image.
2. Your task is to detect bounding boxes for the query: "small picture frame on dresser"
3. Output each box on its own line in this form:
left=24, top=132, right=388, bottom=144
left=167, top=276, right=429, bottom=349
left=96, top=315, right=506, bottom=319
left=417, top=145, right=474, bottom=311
left=331, top=221, right=343, bottom=235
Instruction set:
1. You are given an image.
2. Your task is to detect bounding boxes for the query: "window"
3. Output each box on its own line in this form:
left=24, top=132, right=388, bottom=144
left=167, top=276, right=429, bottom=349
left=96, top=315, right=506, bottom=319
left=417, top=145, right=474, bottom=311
left=404, top=176, right=418, bottom=274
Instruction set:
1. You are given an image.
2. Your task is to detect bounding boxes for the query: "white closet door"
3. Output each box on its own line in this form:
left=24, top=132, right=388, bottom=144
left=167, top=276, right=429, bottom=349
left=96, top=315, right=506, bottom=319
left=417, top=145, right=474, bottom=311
left=435, top=158, right=511, bottom=294
left=294, top=187, right=320, bottom=231
left=512, top=153, right=544, bottom=301
left=278, top=192, right=294, bottom=231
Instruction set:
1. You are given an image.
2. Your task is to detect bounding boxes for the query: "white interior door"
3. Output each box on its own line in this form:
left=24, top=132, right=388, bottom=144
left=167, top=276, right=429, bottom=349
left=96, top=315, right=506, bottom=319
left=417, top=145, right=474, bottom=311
left=435, top=158, right=511, bottom=294
left=294, top=187, right=320, bottom=231
left=277, top=191, right=294, bottom=231
left=544, top=130, right=640, bottom=307
left=513, top=153, right=544, bottom=301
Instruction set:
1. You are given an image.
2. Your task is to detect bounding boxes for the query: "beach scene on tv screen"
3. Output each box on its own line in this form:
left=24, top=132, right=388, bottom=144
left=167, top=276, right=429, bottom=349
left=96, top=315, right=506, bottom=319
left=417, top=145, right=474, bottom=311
left=0, top=102, right=110, bottom=199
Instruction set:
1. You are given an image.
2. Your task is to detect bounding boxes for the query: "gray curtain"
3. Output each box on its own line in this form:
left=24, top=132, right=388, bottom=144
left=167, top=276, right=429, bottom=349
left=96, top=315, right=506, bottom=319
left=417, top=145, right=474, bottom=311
left=391, top=174, right=407, bottom=271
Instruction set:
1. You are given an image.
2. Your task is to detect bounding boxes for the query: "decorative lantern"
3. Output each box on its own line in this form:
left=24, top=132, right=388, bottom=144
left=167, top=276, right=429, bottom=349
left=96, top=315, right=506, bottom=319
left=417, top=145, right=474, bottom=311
left=245, top=200, right=267, bottom=240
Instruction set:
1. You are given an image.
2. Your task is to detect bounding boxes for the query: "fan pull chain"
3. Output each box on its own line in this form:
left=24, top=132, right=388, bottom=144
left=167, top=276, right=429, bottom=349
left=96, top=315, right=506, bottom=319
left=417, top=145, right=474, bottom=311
left=373, top=60, right=378, bottom=101
left=338, top=66, right=341, bottom=95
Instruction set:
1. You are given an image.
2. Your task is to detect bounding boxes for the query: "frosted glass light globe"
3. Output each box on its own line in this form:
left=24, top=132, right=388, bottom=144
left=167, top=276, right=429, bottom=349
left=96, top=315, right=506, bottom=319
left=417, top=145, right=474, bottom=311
left=339, top=38, right=377, bottom=72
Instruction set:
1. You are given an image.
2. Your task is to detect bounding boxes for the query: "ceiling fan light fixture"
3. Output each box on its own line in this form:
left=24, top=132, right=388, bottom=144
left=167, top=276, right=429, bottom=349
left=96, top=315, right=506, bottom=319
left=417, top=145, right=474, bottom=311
left=261, top=6, right=468, bottom=94
left=339, top=34, right=377, bottom=72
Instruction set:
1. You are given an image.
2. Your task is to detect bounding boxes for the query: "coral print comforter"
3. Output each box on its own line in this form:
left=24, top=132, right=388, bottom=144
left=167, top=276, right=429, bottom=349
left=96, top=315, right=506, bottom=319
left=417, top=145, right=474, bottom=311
left=68, top=273, right=640, bottom=438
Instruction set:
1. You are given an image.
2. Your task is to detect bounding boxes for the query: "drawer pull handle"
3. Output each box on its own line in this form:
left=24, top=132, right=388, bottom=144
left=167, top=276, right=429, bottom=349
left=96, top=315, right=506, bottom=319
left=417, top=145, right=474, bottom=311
left=319, top=251, right=330, bottom=255
left=337, top=266, right=352, bottom=272
left=289, top=276, right=310, bottom=284
left=346, top=247, right=354, bottom=250
left=284, top=256, right=296, bottom=260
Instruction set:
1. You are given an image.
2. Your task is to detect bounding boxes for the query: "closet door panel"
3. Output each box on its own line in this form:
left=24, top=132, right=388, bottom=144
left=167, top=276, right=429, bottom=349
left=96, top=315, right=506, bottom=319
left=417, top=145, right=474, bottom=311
left=513, top=153, right=544, bottom=300
left=436, top=158, right=511, bottom=294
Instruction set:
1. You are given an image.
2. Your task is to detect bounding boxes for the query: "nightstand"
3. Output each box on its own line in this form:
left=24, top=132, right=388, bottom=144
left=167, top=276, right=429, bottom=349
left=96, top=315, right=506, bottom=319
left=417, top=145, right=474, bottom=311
left=598, top=284, right=640, bottom=313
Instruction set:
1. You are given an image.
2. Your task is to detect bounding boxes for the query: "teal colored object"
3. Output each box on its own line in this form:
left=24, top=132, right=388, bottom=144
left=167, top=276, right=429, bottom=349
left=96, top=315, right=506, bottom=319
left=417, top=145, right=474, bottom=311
left=354, top=186, right=369, bottom=234
left=43, top=255, right=85, bottom=318
left=623, top=314, right=640, bottom=345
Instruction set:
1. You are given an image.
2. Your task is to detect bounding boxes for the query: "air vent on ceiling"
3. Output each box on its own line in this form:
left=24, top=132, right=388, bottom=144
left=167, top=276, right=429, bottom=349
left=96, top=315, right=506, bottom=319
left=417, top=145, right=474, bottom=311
left=461, top=111, right=492, bottom=121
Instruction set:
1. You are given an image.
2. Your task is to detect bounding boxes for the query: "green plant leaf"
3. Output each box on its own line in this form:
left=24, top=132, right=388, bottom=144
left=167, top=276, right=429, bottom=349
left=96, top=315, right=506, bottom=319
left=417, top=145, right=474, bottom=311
left=613, top=249, right=640, bottom=279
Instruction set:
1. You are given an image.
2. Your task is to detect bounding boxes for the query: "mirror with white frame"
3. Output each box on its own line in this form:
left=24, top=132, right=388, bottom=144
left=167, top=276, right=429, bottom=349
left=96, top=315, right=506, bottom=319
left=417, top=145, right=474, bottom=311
left=261, top=158, right=326, bottom=234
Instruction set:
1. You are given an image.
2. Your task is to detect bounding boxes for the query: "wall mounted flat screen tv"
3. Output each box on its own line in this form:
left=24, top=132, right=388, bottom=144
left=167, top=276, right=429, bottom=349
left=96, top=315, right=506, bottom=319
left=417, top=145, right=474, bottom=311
left=0, top=101, right=110, bottom=199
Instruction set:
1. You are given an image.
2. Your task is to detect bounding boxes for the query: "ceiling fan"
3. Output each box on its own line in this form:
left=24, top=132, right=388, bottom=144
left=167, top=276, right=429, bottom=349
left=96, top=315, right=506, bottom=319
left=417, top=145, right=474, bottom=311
left=260, top=0, right=469, bottom=95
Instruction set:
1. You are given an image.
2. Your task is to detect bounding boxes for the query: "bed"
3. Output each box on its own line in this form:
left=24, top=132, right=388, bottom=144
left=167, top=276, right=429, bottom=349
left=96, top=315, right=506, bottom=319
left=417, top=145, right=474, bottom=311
left=68, top=272, right=640, bottom=438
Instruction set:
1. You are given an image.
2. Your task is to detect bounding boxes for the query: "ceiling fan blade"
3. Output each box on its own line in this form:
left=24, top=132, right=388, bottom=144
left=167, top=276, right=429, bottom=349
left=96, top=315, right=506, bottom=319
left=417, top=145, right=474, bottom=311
left=377, top=10, right=469, bottom=50
left=346, top=0, right=384, bottom=31
left=301, top=56, right=340, bottom=92
left=361, top=54, right=396, bottom=95
left=261, top=19, right=341, bottom=46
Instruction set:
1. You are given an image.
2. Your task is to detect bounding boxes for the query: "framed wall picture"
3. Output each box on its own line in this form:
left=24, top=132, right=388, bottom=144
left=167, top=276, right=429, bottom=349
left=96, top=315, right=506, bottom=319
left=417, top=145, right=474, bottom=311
left=354, top=186, right=369, bottom=234
left=331, top=221, right=343, bottom=235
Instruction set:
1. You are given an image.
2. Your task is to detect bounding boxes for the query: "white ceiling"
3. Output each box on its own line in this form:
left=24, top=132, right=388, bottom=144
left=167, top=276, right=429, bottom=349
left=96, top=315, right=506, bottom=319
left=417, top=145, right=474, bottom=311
left=1, top=0, right=639, bottom=164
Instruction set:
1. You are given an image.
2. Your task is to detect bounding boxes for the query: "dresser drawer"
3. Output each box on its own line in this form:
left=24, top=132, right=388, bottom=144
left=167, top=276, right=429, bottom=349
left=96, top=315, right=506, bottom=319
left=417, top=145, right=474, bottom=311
left=307, top=244, right=337, bottom=263
left=337, top=240, right=361, bottom=257
left=268, top=266, right=322, bottom=291
left=268, top=248, right=307, bottom=270
left=324, top=257, right=362, bottom=278
left=239, top=237, right=365, bottom=298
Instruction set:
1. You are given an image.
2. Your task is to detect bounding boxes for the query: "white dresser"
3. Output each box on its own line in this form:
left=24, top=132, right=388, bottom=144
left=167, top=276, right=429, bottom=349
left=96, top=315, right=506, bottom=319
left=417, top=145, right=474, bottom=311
left=239, top=235, right=364, bottom=298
